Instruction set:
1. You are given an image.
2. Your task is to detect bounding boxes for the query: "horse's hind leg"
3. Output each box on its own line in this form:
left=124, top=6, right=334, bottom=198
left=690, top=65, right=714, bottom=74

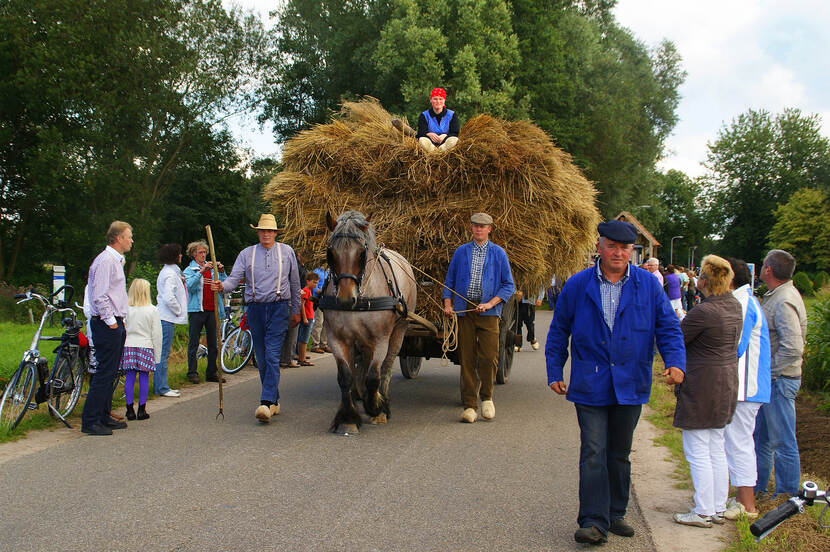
left=330, top=346, right=362, bottom=435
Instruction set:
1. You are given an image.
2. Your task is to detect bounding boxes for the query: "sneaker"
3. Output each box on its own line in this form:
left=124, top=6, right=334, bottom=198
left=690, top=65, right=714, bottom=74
left=460, top=408, right=477, bottom=423
left=723, top=498, right=759, bottom=520
left=574, top=526, right=607, bottom=544
left=673, top=510, right=712, bottom=528
left=481, top=400, right=495, bottom=420
left=531, top=339, right=540, bottom=350
left=711, top=512, right=726, bottom=525
left=161, top=390, right=181, bottom=398
left=255, top=405, right=271, bottom=423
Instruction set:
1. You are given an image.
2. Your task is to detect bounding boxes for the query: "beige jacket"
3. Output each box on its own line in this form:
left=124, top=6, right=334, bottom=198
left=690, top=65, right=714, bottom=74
left=762, top=280, right=807, bottom=378
left=124, top=305, right=163, bottom=364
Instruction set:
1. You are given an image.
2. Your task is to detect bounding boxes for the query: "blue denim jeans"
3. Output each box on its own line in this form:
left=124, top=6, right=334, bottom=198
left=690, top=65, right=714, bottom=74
left=574, top=403, right=642, bottom=534
left=154, top=320, right=175, bottom=395
left=754, top=377, right=801, bottom=495
left=247, top=301, right=289, bottom=405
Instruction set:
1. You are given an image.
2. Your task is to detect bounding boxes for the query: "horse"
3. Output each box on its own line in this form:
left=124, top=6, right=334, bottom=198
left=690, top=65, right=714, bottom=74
left=320, top=211, right=417, bottom=435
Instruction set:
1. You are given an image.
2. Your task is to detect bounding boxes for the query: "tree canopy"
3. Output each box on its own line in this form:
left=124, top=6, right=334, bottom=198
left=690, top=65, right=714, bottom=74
left=768, top=187, right=830, bottom=272
left=703, top=108, right=830, bottom=265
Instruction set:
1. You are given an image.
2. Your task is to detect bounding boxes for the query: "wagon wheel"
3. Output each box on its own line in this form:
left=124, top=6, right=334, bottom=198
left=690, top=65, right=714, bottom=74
left=399, top=356, right=423, bottom=379
left=496, top=294, right=519, bottom=384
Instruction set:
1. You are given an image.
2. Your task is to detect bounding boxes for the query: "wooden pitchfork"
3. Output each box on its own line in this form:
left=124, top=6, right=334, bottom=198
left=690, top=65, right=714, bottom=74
left=205, top=225, right=224, bottom=420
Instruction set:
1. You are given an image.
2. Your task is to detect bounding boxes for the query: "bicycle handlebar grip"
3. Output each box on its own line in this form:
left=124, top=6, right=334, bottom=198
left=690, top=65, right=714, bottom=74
left=750, top=499, right=801, bottom=537
left=14, top=294, right=27, bottom=299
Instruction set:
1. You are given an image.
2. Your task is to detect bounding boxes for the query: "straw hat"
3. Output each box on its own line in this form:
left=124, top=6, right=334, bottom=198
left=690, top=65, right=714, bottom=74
left=250, top=213, right=281, bottom=231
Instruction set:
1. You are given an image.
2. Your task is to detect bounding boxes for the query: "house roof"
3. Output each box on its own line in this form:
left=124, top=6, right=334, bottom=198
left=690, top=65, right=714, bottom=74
left=615, top=211, right=661, bottom=247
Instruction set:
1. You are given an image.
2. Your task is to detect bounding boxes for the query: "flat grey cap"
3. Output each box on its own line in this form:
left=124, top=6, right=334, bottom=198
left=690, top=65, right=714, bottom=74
left=470, top=212, right=494, bottom=225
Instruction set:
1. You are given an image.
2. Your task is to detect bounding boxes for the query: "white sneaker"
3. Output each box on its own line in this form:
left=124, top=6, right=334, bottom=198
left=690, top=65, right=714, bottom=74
left=514, top=346, right=520, bottom=352
left=161, top=390, right=180, bottom=397
left=461, top=408, right=477, bottom=423
left=531, top=339, right=540, bottom=350
left=481, top=400, right=495, bottom=419
left=723, top=498, right=758, bottom=520
left=673, top=510, right=712, bottom=528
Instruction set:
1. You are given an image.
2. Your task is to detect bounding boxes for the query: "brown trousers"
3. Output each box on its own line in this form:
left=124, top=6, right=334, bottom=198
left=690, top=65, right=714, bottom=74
left=458, top=311, right=500, bottom=409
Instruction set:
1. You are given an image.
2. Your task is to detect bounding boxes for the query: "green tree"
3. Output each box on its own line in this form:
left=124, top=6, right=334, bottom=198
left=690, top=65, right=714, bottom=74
left=767, top=187, right=830, bottom=272
left=650, top=170, right=714, bottom=267
left=511, top=2, right=685, bottom=217
left=0, top=0, right=267, bottom=284
left=704, top=108, right=830, bottom=264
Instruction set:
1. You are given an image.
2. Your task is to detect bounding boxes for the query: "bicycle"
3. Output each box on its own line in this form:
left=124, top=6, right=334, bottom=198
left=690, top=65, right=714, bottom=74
left=196, top=303, right=253, bottom=374
left=0, top=286, right=88, bottom=430
left=750, top=481, right=829, bottom=541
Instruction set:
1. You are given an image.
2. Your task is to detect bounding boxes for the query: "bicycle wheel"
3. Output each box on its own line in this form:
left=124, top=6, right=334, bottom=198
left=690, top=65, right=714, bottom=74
left=221, top=328, right=253, bottom=374
left=0, top=363, right=37, bottom=429
left=48, top=352, right=86, bottom=419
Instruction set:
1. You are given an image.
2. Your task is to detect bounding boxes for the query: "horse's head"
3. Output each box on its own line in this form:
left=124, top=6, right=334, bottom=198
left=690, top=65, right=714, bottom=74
left=326, top=211, right=376, bottom=308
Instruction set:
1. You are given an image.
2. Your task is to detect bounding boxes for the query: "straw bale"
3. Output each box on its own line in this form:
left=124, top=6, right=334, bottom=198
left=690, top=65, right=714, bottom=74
left=265, top=98, right=601, bottom=321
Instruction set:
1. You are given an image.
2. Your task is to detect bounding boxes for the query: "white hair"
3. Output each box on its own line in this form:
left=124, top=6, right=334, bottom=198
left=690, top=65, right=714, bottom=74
left=647, top=257, right=659, bottom=266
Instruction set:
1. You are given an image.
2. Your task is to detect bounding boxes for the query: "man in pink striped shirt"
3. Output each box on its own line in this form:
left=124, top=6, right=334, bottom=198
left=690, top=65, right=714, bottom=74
left=81, top=221, right=133, bottom=436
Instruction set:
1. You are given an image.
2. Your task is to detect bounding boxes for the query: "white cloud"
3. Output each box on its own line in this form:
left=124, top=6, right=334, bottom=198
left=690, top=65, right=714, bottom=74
left=614, top=0, right=830, bottom=176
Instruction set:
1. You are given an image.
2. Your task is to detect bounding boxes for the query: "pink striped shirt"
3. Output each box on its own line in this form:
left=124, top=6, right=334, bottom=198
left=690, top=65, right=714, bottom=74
left=87, top=246, right=128, bottom=325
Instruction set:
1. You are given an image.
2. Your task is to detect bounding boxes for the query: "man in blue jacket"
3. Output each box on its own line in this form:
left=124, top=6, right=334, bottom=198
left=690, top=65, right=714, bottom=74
left=546, top=220, right=686, bottom=545
left=443, top=212, right=515, bottom=423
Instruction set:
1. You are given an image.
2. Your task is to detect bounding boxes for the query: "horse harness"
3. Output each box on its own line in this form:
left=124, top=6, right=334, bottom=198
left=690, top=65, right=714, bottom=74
left=318, top=232, right=408, bottom=317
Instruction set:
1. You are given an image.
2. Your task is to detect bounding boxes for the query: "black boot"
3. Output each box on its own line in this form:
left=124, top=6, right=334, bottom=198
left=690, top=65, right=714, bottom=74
left=125, top=403, right=136, bottom=421
left=137, top=403, right=150, bottom=420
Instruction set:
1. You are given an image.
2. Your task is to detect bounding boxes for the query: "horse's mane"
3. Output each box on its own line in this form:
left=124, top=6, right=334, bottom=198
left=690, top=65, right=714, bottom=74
left=330, top=210, right=378, bottom=253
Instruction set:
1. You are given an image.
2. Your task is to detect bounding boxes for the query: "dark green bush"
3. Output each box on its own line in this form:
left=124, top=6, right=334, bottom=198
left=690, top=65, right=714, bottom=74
left=813, top=270, right=830, bottom=292
left=793, top=271, right=814, bottom=296
left=804, top=289, right=830, bottom=393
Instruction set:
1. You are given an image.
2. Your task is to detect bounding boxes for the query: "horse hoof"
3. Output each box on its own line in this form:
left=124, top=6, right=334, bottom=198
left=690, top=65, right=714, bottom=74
left=334, top=423, right=359, bottom=436
left=370, top=413, right=387, bottom=425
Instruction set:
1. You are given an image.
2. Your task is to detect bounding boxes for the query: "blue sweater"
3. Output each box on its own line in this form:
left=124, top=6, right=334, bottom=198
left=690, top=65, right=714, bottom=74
left=442, top=241, right=515, bottom=317
left=545, top=264, right=686, bottom=406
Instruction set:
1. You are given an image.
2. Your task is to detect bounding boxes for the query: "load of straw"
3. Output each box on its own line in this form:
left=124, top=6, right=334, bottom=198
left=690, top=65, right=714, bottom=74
left=264, top=98, right=601, bottom=321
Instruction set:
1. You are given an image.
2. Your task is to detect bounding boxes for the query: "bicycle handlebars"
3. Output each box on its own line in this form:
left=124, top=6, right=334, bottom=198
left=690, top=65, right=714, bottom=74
left=750, top=481, right=829, bottom=541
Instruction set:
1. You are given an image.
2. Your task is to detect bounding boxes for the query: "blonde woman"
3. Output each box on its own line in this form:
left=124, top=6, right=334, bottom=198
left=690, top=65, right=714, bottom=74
left=120, top=279, right=162, bottom=420
left=673, top=255, right=743, bottom=527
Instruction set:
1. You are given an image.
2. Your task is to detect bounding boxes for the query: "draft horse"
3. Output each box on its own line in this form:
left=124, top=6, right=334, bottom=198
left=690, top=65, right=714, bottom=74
left=320, top=211, right=417, bottom=435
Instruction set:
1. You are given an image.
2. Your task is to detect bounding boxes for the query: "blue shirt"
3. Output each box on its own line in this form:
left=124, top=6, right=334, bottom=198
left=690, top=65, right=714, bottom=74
left=596, top=261, right=630, bottom=333
left=466, top=241, right=489, bottom=302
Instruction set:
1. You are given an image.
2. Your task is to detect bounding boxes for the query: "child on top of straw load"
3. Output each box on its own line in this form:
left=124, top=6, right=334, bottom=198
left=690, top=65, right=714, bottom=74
left=416, top=87, right=460, bottom=152
left=120, top=278, right=163, bottom=421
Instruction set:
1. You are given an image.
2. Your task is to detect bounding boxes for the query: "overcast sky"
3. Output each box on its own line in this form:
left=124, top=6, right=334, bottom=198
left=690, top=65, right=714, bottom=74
left=226, top=1, right=830, bottom=177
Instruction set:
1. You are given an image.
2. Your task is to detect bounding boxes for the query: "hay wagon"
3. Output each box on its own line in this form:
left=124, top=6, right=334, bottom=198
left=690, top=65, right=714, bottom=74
left=264, top=99, right=601, bottom=383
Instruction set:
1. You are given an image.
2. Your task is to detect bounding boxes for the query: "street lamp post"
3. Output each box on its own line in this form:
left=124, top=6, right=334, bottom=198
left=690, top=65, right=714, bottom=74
left=670, top=235, right=684, bottom=266
left=689, top=245, right=698, bottom=269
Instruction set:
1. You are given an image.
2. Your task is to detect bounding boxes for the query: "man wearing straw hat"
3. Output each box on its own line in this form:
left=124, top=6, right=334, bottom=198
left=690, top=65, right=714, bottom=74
left=545, top=220, right=685, bottom=544
left=443, top=212, right=515, bottom=423
left=416, top=87, right=460, bottom=152
left=212, top=214, right=301, bottom=423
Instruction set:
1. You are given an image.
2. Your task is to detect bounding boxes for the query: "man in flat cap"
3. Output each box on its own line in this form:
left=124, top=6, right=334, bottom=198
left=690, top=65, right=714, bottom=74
left=417, top=87, right=460, bottom=152
left=212, top=214, right=301, bottom=423
left=443, top=212, right=515, bottom=423
left=545, top=220, right=685, bottom=545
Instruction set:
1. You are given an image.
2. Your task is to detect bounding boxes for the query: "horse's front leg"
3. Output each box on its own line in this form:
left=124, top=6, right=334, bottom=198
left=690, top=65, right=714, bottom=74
left=330, top=341, right=361, bottom=435
left=364, top=337, right=391, bottom=424
left=376, top=318, right=409, bottom=419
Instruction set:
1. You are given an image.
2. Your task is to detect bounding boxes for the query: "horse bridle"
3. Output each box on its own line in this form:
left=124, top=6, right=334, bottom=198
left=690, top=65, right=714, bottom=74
left=327, top=232, right=369, bottom=293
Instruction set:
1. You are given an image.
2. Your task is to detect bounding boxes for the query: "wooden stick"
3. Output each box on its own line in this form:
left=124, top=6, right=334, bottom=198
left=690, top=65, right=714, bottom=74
left=205, top=225, right=224, bottom=420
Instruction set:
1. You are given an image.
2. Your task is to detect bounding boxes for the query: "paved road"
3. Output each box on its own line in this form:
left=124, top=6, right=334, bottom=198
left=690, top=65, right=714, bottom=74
left=0, top=311, right=656, bottom=551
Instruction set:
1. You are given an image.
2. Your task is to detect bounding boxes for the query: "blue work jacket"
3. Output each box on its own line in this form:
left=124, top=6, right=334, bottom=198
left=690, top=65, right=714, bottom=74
left=545, top=264, right=685, bottom=406
left=443, top=241, right=515, bottom=317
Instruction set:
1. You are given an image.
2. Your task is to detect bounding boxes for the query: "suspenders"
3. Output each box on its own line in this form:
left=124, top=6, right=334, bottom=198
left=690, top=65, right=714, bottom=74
left=250, top=243, right=284, bottom=300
